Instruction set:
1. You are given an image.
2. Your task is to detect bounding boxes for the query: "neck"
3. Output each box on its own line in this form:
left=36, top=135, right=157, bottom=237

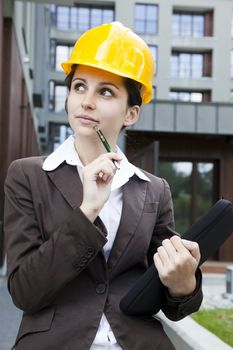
left=74, top=134, right=117, bottom=165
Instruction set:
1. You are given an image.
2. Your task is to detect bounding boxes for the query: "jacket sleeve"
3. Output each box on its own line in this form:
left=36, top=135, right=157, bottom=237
left=4, top=159, right=107, bottom=314
left=147, top=178, right=203, bottom=320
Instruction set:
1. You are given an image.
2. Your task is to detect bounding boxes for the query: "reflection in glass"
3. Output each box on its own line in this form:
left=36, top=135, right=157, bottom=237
left=158, top=161, right=214, bottom=234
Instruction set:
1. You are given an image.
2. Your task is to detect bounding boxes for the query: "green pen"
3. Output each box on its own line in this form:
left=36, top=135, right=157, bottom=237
left=93, top=125, right=120, bottom=170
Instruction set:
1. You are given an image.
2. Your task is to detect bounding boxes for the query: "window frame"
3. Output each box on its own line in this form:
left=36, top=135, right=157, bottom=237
left=54, top=4, right=114, bottom=31
left=171, top=51, right=212, bottom=78
left=172, top=10, right=212, bottom=37
left=49, top=81, right=67, bottom=112
left=134, top=3, right=158, bottom=35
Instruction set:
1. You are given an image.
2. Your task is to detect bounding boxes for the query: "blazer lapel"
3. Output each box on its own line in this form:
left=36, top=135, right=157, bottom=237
left=46, top=162, right=83, bottom=209
left=107, top=175, right=148, bottom=273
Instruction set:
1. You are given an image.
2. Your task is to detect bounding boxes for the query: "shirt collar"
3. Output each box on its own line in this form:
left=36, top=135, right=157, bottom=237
left=42, top=135, right=150, bottom=190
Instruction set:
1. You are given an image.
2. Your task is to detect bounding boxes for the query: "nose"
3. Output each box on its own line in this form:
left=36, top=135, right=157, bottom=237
left=81, top=91, right=96, bottom=110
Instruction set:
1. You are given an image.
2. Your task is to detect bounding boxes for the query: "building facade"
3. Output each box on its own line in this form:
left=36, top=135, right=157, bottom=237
left=1, top=0, right=233, bottom=267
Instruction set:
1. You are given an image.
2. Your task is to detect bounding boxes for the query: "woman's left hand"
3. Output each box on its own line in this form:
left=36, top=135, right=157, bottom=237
left=153, top=236, right=201, bottom=298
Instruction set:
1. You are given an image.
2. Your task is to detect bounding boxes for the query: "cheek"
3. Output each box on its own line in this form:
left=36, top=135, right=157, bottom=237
left=66, top=96, right=76, bottom=126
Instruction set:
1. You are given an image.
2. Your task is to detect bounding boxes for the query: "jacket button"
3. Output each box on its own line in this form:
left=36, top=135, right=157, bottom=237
left=96, top=283, right=106, bottom=294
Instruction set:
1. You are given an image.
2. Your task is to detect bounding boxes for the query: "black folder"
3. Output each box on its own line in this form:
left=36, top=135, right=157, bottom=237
left=120, top=199, right=233, bottom=315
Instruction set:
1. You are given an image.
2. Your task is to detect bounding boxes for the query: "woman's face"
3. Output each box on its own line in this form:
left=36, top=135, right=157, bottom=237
left=67, top=65, right=139, bottom=146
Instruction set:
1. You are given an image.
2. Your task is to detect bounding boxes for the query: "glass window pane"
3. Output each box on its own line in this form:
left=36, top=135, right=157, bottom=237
left=91, top=9, right=102, bottom=27
left=146, top=21, right=157, bottom=34
left=231, top=51, right=233, bottom=78
left=169, top=91, right=179, bottom=100
left=103, top=9, right=114, bottom=23
left=135, top=4, right=145, bottom=19
left=158, top=161, right=192, bottom=233
left=196, top=162, right=214, bottom=217
left=179, top=92, right=190, bottom=101
left=158, top=161, right=215, bottom=232
left=180, top=14, right=192, bottom=36
left=190, top=92, right=202, bottom=102
left=78, top=7, right=89, bottom=31
left=232, top=10, right=233, bottom=37
left=49, top=81, right=55, bottom=110
left=147, top=5, right=157, bottom=20
left=57, top=6, right=69, bottom=30
left=170, top=55, right=179, bottom=77
left=192, top=54, right=203, bottom=77
left=50, top=39, right=56, bottom=70
left=53, top=125, right=73, bottom=151
left=55, top=85, right=67, bottom=112
left=180, top=53, right=191, bottom=77
left=135, top=20, right=145, bottom=34
left=70, top=8, right=77, bottom=30
left=149, top=45, right=157, bottom=63
left=230, top=90, right=233, bottom=102
left=172, top=14, right=180, bottom=36
left=56, top=46, right=69, bottom=71
left=193, top=15, right=204, bottom=37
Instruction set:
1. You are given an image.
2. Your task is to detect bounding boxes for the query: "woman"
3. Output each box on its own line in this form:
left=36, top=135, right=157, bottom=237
left=4, top=22, right=202, bottom=350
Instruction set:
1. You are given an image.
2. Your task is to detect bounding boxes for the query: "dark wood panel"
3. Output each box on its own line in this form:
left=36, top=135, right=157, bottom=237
left=0, top=19, right=40, bottom=265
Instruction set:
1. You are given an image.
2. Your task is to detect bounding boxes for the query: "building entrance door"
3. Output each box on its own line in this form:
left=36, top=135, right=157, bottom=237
left=126, top=131, right=233, bottom=262
left=158, top=160, right=218, bottom=260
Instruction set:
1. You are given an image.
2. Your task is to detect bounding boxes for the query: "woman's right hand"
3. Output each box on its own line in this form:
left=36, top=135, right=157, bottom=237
left=80, top=152, right=121, bottom=222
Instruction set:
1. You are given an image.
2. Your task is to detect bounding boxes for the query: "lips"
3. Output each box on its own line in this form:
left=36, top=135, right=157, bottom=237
left=76, top=115, right=98, bottom=123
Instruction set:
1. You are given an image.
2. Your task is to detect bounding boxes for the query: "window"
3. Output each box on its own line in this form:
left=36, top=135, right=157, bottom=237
left=50, top=40, right=74, bottom=71
left=169, top=90, right=211, bottom=102
left=172, top=10, right=213, bottom=37
left=56, top=6, right=69, bottom=30
left=158, top=161, right=215, bottom=233
left=231, top=50, right=233, bottom=78
left=49, top=81, right=67, bottom=112
left=49, top=123, right=73, bottom=151
left=171, top=51, right=212, bottom=78
left=135, top=3, right=158, bottom=34
left=231, top=10, right=233, bottom=37
left=55, top=45, right=73, bottom=71
left=53, top=5, right=114, bottom=31
left=148, top=45, right=158, bottom=73
left=230, top=90, right=233, bottom=102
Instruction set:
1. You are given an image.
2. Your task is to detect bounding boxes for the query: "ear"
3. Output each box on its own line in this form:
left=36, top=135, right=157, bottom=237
left=123, top=105, right=140, bottom=127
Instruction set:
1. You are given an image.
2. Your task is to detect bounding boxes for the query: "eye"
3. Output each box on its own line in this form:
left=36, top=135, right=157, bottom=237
left=72, top=82, right=85, bottom=93
left=99, top=87, right=114, bottom=97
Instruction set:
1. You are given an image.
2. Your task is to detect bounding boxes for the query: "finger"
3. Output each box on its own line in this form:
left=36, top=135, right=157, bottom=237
left=98, top=171, right=104, bottom=179
left=153, top=252, right=164, bottom=272
left=161, top=239, right=177, bottom=260
left=157, top=245, right=170, bottom=265
left=181, top=239, right=201, bottom=263
left=170, top=235, right=188, bottom=254
left=101, top=152, right=122, bottom=164
left=96, top=162, right=115, bottom=179
left=101, top=172, right=114, bottom=183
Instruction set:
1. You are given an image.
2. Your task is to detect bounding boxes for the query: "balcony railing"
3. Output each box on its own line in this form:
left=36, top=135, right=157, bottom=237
left=129, top=100, right=233, bottom=135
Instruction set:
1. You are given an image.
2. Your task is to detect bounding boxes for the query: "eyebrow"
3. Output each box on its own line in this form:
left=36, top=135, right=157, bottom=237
left=72, top=77, right=120, bottom=90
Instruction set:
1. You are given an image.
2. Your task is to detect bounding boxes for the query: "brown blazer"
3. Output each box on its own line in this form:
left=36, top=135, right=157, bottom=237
left=4, top=157, right=203, bottom=350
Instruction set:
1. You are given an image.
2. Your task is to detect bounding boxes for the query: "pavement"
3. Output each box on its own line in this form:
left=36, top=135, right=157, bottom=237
left=0, top=277, right=22, bottom=350
left=160, top=272, right=233, bottom=350
left=0, top=272, right=233, bottom=350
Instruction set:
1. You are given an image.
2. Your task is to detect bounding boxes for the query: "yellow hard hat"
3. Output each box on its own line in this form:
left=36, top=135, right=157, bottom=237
left=61, top=22, right=155, bottom=104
